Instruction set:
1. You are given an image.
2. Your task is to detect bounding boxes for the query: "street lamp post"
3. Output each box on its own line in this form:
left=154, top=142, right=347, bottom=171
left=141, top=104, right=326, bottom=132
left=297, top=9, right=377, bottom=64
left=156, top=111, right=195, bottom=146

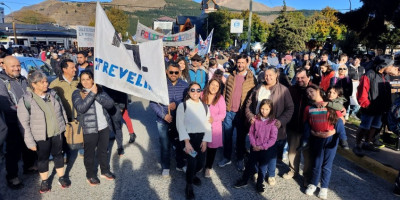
left=246, top=0, right=252, bottom=54
left=0, top=2, right=17, bottom=45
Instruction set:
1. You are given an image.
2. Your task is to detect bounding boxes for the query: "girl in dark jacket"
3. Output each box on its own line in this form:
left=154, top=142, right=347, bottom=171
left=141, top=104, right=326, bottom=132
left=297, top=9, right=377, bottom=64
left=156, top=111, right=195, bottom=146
left=72, top=70, right=116, bottom=186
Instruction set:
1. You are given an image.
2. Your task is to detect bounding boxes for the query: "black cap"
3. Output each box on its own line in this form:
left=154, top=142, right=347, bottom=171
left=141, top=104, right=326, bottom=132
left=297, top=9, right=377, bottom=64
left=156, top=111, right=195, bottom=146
left=191, top=54, right=202, bottom=61
left=374, top=55, right=395, bottom=70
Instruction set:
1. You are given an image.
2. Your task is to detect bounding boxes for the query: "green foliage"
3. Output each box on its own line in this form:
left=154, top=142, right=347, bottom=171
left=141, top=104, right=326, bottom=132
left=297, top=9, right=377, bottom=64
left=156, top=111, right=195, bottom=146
left=308, top=7, right=346, bottom=42
left=238, top=10, right=270, bottom=44
left=379, top=27, right=400, bottom=54
left=106, top=7, right=129, bottom=40
left=265, top=11, right=308, bottom=53
left=14, top=10, right=56, bottom=24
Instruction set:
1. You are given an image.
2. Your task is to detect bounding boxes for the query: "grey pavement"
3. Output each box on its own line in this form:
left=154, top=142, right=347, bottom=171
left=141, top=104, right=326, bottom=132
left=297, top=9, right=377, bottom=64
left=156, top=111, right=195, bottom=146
left=0, top=97, right=397, bottom=200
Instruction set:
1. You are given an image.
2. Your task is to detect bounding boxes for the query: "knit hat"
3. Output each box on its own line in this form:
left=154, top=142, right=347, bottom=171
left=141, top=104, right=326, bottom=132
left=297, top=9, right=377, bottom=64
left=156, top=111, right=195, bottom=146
left=374, top=55, right=395, bottom=70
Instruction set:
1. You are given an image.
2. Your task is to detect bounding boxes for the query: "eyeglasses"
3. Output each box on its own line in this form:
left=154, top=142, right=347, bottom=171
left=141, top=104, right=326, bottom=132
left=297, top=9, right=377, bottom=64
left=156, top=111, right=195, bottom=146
left=169, top=71, right=179, bottom=75
left=338, top=68, right=347, bottom=71
left=190, top=88, right=201, bottom=93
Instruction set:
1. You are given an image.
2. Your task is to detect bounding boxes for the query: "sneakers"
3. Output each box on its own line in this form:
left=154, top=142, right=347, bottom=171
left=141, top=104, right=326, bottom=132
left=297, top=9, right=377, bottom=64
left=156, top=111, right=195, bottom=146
left=176, top=166, right=187, bottom=173
left=58, top=176, right=71, bottom=188
left=373, top=140, right=385, bottom=148
left=117, top=148, right=125, bottom=156
left=352, top=146, right=365, bottom=157
left=318, top=188, right=328, bottom=199
left=193, top=176, right=202, bottom=186
left=87, top=177, right=100, bottom=186
left=256, top=183, right=265, bottom=193
left=162, top=169, right=170, bottom=177
left=236, top=159, right=245, bottom=171
left=39, top=180, right=51, bottom=194
left=218, top=158, right=231, bottom=168
left=305, top=184, right=317, bottom=196
left=234, top=179, right=248, bottom=188
left=268, top=177, right=276, bottom=186
left=185, top=184, right=195, bottom=200
left=101, top=172, right=116, bottom=180
left=7, top=177, right=24, bottom=189
left=283, top=170, right=296, bottom=179
left=362, top=143, right=380, bottom=152
left=204, top=168, right=211, bottom=178
left=339, top=139, right=350, bottom=150
left=129, top=133, right=137, bottom=143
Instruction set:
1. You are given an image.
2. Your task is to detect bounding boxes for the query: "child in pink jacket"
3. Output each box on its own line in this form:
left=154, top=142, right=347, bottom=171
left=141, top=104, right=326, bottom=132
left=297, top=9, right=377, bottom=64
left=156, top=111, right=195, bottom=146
left=234, top=99, right=278, bottom=193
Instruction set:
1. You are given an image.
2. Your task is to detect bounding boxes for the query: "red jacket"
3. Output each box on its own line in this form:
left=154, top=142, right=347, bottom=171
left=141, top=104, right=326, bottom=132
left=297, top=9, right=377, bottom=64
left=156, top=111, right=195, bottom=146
left=320, top=71, right=334, bottom=92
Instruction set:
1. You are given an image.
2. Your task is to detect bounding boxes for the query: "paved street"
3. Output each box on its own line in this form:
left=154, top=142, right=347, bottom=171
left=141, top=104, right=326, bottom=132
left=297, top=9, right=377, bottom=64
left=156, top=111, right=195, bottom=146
left=0, top=97, right=396, bottom=200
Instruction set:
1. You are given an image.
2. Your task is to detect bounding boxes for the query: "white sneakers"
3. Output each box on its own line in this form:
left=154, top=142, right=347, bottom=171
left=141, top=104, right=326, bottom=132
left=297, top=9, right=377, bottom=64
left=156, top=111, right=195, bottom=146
left=162, top=169, right=170, bottom=177
left=267, top=177, right=276, bottom=186
left=305, top=184, right=317, bottom=196
left=305, top=184, right=328, bottom=199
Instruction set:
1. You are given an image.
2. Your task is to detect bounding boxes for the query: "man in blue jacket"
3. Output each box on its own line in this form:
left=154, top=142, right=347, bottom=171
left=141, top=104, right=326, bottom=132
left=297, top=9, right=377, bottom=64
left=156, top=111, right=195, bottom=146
left=189, top=54, right=207, bottom=89
left=150, top=62, right=189, bottom=176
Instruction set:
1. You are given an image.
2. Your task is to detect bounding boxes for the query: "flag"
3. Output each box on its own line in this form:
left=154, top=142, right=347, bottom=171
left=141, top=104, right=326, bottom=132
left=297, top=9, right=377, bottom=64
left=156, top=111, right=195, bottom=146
left=198, top=29, right=213, bottom=57
left=94, top=2, right=169, bottom=105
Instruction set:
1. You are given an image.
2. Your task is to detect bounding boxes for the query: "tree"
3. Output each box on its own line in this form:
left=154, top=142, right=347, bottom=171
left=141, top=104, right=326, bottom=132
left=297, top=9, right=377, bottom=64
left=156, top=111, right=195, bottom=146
left=238, top=10, right=270, bottom=44
left=308, top=7, right=346, bottom=42
left=203, top=9, right=234, bottom=49
left=88, top=7, right=129, bottom=40
left=264, top=11, right=308, bottom=53
left=13, top=10, right=56, bottom=24
left=379, top=27, right=400, bottom=55
left=338, top=0, right=400, bottom=49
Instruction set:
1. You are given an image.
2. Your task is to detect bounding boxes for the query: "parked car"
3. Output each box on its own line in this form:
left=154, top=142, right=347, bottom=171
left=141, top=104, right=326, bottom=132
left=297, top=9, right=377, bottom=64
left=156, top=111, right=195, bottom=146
left=16, top=57, right=57, bottom=82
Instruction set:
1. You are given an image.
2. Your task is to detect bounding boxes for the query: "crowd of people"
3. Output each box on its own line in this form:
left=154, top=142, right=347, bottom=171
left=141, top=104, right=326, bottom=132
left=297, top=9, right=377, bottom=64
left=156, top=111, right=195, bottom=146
left=0, top=43, right=400, bottom=199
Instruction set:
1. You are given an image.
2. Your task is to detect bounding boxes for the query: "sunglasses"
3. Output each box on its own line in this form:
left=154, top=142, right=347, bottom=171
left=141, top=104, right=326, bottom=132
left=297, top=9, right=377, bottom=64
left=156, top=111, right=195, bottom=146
left=192, top=59, right=201, bottom=62
left=338, top=68, right=347, bottom=71
left=190, top=88, right=201, bottom=93
left=169, top=71, right=179, bottom=75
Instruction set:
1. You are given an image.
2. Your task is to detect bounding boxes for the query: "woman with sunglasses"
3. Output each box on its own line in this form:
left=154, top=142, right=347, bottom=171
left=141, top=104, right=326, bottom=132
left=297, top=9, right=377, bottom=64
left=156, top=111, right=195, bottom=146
left=330, top=64, right=353, bottom=118
left=176, top=82, right=211, bottom=200
left=201, top=78, right=226, bottom=178
left=72, top=70, right=116, bottom=186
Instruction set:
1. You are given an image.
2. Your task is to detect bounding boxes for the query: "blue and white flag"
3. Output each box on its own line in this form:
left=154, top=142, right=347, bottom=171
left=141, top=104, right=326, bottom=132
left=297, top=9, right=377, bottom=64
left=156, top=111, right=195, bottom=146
left=198, top=29, right=213, bottom=57
left=94, top=2, right=169, bottom=105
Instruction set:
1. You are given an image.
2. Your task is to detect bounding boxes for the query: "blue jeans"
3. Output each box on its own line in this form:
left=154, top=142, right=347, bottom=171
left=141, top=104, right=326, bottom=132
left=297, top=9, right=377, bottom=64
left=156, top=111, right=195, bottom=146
left=267, top=139, right=285, bottom=177
left=223, top=111, right=245, bottom=160
left=156, top=121, right=185, bottom=170
left=157, top=122, right=171, bottom=169
left=310, top=120, right=342, bottom=188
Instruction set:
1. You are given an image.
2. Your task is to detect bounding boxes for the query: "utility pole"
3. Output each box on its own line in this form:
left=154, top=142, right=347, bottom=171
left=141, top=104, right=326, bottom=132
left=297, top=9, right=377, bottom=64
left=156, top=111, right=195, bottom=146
left=246, top=0, right=252, bottom=54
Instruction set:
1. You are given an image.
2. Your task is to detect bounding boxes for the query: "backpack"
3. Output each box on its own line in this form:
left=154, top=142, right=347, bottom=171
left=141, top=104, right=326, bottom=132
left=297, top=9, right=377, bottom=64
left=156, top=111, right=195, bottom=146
left=388, top=98, right=400, bottom=135
left=0, top=77, right=18, bottom=105
left=183, top=101, right=208, bottom=116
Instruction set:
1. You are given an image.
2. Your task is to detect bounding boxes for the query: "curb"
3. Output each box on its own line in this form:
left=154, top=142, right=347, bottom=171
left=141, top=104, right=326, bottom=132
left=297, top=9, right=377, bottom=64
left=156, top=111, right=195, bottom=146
left=337, top=148, right=398, bottom=183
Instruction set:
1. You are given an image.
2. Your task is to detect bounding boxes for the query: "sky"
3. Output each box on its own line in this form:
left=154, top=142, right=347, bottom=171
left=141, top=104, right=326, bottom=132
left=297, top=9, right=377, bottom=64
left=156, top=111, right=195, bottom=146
left=2, top=0, right=363, bottom=15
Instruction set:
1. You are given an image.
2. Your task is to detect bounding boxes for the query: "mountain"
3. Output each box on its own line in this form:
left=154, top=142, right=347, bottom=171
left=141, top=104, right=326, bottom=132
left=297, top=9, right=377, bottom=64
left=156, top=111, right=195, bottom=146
left=215, top=0, right=294, bottom=12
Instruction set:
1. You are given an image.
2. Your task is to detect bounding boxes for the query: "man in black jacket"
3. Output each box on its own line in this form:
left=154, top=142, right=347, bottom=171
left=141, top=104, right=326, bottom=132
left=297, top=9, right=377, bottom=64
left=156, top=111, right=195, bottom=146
left=0, top=56, right=37, bottom=189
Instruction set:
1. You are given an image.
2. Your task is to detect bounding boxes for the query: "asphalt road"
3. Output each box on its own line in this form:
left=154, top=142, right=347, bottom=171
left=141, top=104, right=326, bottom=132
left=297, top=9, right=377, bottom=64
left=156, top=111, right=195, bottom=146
left=0, top=97, right=396, bottom=200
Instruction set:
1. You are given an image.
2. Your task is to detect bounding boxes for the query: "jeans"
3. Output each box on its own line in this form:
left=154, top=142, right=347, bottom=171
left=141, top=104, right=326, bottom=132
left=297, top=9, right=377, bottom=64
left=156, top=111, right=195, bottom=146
left=156, top=122, right=185, bottom=169
left=241, top=149, right=269, bottom=185
left=83, top=128, right=110, bottom=178
left=223, top=111, right=245, bottom=160
left=267, top=139, right=286, bottom=177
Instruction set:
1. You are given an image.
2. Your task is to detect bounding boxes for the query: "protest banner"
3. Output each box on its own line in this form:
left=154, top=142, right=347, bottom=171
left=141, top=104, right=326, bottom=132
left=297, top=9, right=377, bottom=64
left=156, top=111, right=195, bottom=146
left=77, top=25, right=95, bottom=47
left=136, top=22, right=195, bottom=46
left=198, top=29, right=213, bottom=57
left=94, top=2, right=169, bottom=105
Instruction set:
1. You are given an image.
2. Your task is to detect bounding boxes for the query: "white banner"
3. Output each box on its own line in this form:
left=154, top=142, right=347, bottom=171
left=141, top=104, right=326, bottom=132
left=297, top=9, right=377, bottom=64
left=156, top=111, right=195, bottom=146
left=136, top=22, right=195, bottom=46
left=77, top=25, right=95, bottom=47
left=230, top=19, right=243, bottom=34
left=153, top=21, right=173, bottom=31
left=94, top=2, right=169, bottom=105
left=198, top=29, right=213, bottom=57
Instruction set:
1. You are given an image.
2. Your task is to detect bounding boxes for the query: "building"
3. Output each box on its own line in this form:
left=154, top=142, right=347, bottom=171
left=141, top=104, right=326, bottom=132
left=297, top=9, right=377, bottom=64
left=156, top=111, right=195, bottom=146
left=0, top=23, right=76, bottom=48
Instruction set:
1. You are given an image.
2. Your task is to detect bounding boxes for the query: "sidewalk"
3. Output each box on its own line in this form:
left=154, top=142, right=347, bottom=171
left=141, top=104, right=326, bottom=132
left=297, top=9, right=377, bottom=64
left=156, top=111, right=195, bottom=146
left=340, top=123, right=400, bottom=183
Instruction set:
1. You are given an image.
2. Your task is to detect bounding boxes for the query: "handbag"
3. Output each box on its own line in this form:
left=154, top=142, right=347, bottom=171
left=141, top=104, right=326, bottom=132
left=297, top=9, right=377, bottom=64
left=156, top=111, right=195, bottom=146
left=65, top=92, right=85, bottom=150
